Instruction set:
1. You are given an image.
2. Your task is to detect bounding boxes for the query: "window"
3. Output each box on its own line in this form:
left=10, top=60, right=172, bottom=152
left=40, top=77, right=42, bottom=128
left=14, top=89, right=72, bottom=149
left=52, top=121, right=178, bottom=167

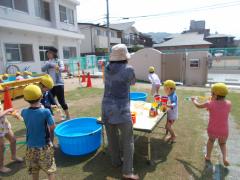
left=0, top=0, right=28, bottom=12
left=190, top=59, right=200, bottom=68
left=5, top=44, right=33, bottom=62
left=63, top=47, right=77, bottom=59
left=111, top=31, right=115, bottom=37
left=96, top=29, right=101, bottom=36
left=59, top=5, right=74, bottom=24
left=39, top=46, right=51, bottom=61
left=35, top=0, right=50, bottom=21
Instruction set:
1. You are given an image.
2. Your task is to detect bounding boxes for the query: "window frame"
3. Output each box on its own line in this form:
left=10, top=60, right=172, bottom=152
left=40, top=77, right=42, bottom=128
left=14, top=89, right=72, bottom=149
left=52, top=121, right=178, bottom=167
left=0, top=0, right=29, bottom=13
left=189, top=59, right=200, bottom=68
left=5, top=43, right=34, bottom=62
left=59, top=4, right=74, bottom=25
left=63, top=46, right=77, bottom=59
left=39, top=45, right=52, bottom=61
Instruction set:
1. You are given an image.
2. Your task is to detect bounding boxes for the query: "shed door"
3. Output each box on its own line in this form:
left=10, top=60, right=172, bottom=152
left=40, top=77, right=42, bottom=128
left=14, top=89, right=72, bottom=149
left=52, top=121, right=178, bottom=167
left=161, top=53, right=185, bottom=82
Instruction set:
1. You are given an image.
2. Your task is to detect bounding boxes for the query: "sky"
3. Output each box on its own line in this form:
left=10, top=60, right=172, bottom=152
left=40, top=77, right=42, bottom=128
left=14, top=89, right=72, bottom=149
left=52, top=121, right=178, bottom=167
left=77, top=0, right=240, bottom=38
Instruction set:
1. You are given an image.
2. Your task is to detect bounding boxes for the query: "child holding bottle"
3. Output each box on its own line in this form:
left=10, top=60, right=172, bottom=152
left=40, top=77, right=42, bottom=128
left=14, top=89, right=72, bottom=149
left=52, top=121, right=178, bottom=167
left=191, top=83, right=231, bottom=166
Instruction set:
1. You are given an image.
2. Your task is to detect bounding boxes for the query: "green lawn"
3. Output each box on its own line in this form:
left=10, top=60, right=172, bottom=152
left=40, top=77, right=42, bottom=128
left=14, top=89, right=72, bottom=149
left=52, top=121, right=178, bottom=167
left=1, top=87, right=237, bottom=179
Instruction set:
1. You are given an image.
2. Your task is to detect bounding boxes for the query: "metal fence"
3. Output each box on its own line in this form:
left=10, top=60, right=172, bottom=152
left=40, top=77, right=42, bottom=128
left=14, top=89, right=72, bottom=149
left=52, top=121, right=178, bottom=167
left=68, top=55, right=109, bottom=76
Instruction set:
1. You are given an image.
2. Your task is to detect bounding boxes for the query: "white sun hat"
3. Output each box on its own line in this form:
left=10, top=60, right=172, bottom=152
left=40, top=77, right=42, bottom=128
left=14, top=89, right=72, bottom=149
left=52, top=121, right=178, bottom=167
left=109, top=44, right=131, bottom=61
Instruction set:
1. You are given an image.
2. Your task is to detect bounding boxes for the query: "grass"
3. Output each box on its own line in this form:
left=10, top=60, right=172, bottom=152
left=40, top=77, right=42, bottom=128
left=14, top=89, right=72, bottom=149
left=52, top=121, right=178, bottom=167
left=1, top=86, right=237, bottom=179
left=227, top=92, right=240, bottom=127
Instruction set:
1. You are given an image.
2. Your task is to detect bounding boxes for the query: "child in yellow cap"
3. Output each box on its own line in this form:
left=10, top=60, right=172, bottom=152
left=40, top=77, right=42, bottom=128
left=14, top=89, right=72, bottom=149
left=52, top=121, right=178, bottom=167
left=0, top=86, right=23, bottom=173
left=21, top=85, right=56, bottom=179
left=23, top=71, right=32, bottom=79
left=148, top=66, right=161, bottom=95
left=39, top=75, right=57, bottom=115
left=15, top=72, right=24, bottom=81
left=163, top=80, right=178, bottom=143
left=191, top=83, right=231, bottom=166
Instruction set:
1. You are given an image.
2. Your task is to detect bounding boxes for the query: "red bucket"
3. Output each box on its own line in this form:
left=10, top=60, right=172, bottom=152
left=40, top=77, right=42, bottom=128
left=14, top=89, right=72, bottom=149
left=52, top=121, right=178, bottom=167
left=154, top=95, right=161, bottom=102
left=161, top=96, right=168, bottom=103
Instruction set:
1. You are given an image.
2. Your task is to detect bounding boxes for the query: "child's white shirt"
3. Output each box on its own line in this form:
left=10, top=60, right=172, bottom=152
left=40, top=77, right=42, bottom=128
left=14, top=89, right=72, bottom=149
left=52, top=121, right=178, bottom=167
left=148, top=73, right=160, bottom=85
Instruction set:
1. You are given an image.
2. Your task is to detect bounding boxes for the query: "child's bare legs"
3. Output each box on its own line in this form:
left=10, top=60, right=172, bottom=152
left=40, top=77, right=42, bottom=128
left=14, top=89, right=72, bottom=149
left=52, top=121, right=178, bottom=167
left=32, top=172, right=39, bottom=180
left=32, top=172, right=55, bottom=180
left=218, top=137, right=229, bottom=166
left=48, top=173, right=55, bottom=180
left=206, top=137, right=215, bottom=161
left=0, top=137, right=11, bottom=173
left=165, top=120, right=176, bottom=141
left=4, top=130, right=23, bottom=162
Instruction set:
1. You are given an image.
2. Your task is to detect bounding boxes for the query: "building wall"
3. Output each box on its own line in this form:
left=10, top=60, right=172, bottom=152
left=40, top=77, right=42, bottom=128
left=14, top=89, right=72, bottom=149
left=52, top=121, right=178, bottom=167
left=0, top=0, right=52, bottom=28
left=129, top=48, right=162, bottom=82
left=0, top=28, right=80, bottom=74
left=79, top=24, right=121, bottom=54
left=0, top=0, right=79, bottom=32
left=205, top=37, right=235, bottom=48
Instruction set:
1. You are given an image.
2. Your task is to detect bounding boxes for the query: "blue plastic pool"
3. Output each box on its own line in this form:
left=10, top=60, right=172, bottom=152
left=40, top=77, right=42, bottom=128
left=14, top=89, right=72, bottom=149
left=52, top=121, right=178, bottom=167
left=55, top=117, right=102, bottom=156
left=130, top=92, right=148, bottom=101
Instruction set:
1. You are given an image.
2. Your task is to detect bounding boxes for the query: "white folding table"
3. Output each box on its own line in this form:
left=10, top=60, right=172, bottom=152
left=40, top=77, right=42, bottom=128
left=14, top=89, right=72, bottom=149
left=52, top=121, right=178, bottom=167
left=98, top=101, right=166, bottom=164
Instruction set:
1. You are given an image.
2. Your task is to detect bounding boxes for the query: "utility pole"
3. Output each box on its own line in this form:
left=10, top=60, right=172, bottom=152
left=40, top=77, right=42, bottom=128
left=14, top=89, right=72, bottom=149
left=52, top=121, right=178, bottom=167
left=106, top=0, right=110, bottom=53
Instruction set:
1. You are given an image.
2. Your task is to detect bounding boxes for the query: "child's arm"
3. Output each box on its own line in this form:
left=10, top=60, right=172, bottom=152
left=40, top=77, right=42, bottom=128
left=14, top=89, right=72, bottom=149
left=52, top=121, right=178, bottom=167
left=191, top=97, right=208, bottom=109
left=0, top=108, right=14, bottom=117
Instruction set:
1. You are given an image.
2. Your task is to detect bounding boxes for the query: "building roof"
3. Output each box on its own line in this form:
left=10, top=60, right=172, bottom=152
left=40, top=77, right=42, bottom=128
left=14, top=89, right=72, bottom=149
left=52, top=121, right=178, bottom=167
left=78, top=23, right=121, bottom=32
left=0, top=19, right=84, bottom=39
left=205, top=34, right=235, bottom=39
left=109, top=22, right=135, bottom=31
left=153, top=33, right=211, bottom=47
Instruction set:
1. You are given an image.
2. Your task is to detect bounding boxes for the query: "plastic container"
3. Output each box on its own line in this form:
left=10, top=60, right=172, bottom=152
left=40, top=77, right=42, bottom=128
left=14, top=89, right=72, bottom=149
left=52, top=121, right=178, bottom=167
left=131, top=112, right=136, bottom=124
left=55, top=117, right=102, bottom=156
left=130, top=92, right=148, bottom=101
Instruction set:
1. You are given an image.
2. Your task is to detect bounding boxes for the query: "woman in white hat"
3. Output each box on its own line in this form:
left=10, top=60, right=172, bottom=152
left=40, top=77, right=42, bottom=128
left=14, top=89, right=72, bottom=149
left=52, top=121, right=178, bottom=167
left=102, top=44, right=139, bottom=180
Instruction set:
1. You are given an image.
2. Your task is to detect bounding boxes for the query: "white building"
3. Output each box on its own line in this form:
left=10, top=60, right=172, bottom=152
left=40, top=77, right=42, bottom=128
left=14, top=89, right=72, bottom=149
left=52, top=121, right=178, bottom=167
left=109, top=22, right=139, bottom=48
left=78, top=23, right=121, bottom=55
left=0, top=0, right=84, bottom=74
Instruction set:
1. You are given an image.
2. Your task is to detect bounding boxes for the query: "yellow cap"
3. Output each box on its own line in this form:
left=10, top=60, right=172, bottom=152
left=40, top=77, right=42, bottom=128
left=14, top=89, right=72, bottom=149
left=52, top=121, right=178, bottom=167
left=16, top=71, right=22, bottom=75
left=23, top=85, right=42, bottom=101
left=23, top=71, right=32, bottom=76
left=211, top=83, right=228, bottom=96
left=164, top=80, right=176, bottom=89
left=3, top=74, right=8, bottom=78
left=149, top=66, right=155, bottom=73
left=40, top=74, right=54, bottom=89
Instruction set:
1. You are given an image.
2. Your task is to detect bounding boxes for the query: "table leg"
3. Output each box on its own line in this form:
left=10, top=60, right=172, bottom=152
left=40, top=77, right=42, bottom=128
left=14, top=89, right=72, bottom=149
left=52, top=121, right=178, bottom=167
left=147, top=133, right=152, bottom=164
left=101, top=125, right=106, bottom=154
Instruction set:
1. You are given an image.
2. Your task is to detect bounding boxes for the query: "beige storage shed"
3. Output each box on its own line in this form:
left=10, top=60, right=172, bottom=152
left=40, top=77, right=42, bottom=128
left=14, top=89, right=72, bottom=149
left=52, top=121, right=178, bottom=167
left=129, top=48, right=162, bottom=82
left=129, top=48, right=208, bottom=86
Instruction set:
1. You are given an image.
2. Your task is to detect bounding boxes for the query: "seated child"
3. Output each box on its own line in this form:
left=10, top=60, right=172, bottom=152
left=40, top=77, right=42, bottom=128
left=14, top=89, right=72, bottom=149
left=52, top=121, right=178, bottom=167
left=191, top=83, right=231, bottom=166
left=0, top=89, right=23, bottom=173
left=2, top=74, right=9, bottom=81
left=148, top=66, right=161, bottom=95
left=21, top=85, right=56, bottom=180
left=163, top=80, right=178, bottom=143
left=15, top=72, right=24, bottom=81
left=23, top=71, right=32, bottom=79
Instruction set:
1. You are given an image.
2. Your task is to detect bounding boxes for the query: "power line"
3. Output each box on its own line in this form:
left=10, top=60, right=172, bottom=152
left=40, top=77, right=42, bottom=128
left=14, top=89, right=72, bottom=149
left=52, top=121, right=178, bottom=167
left=78, top=0, right=240, bottom=25
left=86, top=0, right=240, bottom=23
